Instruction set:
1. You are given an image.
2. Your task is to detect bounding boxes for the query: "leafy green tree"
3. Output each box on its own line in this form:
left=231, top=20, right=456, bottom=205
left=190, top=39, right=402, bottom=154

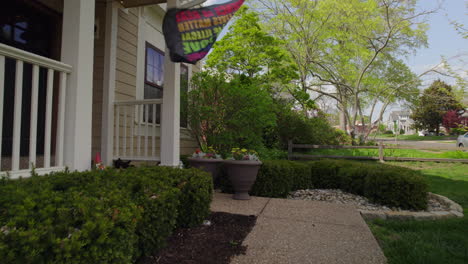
left=205, top=6, right=305, bottom=107
left=187, top=72, right=276, bottom=155
left=256, top=0, right=431, bottom=139
left=411, top=80, right=463, bottom=134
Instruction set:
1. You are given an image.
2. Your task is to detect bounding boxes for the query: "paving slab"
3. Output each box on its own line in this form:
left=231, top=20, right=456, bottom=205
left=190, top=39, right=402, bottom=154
left=211, top=193, right=386, bottom=264
left=263, top=198, right=366, bottom=227
left=231, top=217, right=386, bottom=264
left=211, top=192, right=271, bottom=216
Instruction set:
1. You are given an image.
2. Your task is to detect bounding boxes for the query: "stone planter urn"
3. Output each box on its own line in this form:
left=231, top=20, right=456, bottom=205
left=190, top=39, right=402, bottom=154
left=223, top=160, right=262, bottom=200
left=187, top=158, right=223, bottom=181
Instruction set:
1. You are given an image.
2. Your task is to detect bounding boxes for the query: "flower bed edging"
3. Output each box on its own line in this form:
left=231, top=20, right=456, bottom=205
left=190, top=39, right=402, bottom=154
left=360, top=192, right=464, bottom=221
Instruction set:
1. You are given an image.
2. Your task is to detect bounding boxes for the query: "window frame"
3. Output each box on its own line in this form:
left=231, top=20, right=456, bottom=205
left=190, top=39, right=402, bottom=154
left=144, top=41, right=165, bottom=92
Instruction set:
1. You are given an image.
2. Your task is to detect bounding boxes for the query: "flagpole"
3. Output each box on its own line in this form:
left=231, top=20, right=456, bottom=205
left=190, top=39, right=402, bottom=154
left=160, top=0, right=181, bottom=167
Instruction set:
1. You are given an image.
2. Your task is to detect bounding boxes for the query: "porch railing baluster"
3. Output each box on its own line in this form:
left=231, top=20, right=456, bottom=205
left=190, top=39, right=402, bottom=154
left=123, top=105, right=127, bottom=156
left=12, top=61, right=24, bottom=171
left=144, top=104, right=149, bottom=157
left=137, top=104, right=141, bottom=157
left=113, top=99, right=162, bottom=162
left=29, top=65, right=40, bottom=169
left=152, top=103, right=156, bottom=157
left=55, top=72, right=67, bottom=167
left=43, top=69, right=54, bottom=168
left=0, top=56, right=4, bottom=171
left=115, top=106, right=120, bottom=157
left=0, top=43, right=71, bottom=178
left=130, top=105, right=134, bottom=157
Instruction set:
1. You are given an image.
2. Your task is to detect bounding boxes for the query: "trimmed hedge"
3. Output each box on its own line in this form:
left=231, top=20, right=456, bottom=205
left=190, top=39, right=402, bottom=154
left=250, top=160, right=310, bottom=197
left=221, top=159, right=428, bottom=210
left=0, top=166, right=212, bottom=264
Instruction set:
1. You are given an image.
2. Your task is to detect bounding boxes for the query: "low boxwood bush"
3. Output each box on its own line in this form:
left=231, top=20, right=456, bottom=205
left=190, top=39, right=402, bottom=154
left=0, top=166, right=212, bottom=263
left=308, top=160, right=428, bottom=209
left=250, top=160, right=310, bottom=197
left=221, top=159, right=427, bottom=210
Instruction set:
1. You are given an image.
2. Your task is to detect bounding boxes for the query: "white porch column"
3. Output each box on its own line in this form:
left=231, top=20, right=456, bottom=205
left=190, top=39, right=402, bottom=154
left=101, top=1, right=119, bottom=166
left=161, top=0, right=181, bottom=167
left=61, top=0, right=95, bottom=171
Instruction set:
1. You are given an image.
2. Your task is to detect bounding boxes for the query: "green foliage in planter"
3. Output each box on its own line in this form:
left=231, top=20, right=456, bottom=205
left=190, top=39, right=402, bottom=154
left=0, top=166, right=213, bottom=263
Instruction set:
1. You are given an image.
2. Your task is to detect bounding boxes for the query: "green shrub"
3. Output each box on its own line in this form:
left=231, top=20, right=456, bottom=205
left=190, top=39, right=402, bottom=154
left=0, top=171, right=141, bottom=264
left=0, top=166, right=213, bottom=263
left=384, top=130, right=394, bottom=135
left=223, top=159, right=428, bottom=210
left=362, top=164, right=428, bottom=210
left=275, top=107, right=347, bottom=148
left=170, top=168, right=213, bottom=228
left=188, top=72, right=276, bottom=155
left=250, top=160, right=310, bottom=197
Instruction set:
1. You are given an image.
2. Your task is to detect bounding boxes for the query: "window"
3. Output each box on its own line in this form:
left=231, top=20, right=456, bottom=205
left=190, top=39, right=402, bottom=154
left=145, top=43, right=164, bottom=100
left=144, top=42, right=190, bottom=128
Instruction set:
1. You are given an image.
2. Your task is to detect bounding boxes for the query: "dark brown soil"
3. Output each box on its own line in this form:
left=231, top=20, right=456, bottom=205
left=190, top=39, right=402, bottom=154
left=139, top=212, right=257, bottom=264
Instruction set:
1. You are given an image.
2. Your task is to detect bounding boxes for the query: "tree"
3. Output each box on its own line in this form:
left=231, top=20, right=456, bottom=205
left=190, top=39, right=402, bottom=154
left=411, top=80, right=463, bottom=134
left=205, top=6, right=310, bottom=109
left=255, top=0, right=432, bottom=140
left=187, top=72, right=276, bottom=154
left=442, top=110, right=462, bottom=134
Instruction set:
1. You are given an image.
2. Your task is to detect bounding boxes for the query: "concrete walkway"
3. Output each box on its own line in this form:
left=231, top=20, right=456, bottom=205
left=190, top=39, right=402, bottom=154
left=211, top=193, right=387, bottom=264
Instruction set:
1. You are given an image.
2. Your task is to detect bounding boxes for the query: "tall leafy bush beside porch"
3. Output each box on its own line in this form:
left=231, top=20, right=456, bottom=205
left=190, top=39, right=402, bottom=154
left=188, top=72, right=276, bottom=155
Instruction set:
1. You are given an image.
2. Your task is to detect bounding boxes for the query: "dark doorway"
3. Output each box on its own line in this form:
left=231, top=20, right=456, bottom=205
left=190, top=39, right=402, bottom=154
left=0, top=0, right=62, bottom=160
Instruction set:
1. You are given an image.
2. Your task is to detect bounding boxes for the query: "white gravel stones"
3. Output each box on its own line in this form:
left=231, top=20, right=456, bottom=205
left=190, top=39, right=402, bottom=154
left=287, top=189, right=464, bottom=220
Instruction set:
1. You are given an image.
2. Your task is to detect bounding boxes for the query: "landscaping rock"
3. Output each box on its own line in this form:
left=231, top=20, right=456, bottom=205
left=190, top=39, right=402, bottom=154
left=288, top=189, right=464, bottom=221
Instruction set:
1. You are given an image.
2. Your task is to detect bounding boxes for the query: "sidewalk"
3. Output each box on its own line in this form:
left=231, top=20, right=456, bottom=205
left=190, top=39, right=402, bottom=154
left=211, top=193, right=387, bottom=264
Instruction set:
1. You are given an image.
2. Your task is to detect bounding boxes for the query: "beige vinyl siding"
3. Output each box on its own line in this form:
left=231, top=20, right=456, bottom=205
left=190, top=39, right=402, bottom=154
left=115, top=8, right=138, bottom=101
left=110, top=6, right=198, bottom=159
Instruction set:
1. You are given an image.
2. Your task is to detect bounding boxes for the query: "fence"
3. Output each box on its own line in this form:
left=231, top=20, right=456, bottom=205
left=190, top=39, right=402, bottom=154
left=288, top=140, right=468, bottom=163
left=114, top=99, right=163, bottom=162
left=0, top=43, right=71, bottom=177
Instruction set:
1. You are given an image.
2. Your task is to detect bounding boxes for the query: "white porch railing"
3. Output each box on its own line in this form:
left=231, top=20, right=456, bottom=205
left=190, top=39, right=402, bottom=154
left=114, top=99, right=162, bottom=162
left=0, top=43, right=72, bottom=178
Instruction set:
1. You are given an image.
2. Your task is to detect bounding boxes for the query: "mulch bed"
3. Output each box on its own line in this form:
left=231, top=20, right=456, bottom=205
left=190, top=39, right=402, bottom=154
left=139, top=212, right=257, bottom=264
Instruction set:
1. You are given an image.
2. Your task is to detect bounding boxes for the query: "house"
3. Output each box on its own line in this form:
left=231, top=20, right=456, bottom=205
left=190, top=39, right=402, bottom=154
left=386, top=110, right=415, bottom=134
left=0, top=0, right=202, bottom=178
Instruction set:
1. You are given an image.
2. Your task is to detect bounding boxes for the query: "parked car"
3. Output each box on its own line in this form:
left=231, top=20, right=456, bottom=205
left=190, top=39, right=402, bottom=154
left=457, top=132, right=468, bottom=147
left=418, top=130, right=427, bottom=136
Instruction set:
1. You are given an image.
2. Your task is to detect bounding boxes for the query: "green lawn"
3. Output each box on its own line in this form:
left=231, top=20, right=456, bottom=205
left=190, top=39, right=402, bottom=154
left=368, top=162, right=468, bottom=264
left=303, top=148, right=468, bottom=159
left=373, top=134, right=455, bottom=141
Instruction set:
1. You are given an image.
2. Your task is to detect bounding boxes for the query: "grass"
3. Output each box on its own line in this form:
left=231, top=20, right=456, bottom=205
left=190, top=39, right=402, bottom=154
left=302, top=148, right=468, bottom=159
left=373, top=134, right=455, bottom=141
left=368, top=162, right=468, bottom=264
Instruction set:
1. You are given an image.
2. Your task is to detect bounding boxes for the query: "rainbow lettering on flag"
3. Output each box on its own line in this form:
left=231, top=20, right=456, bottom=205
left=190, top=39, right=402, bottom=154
left=163, top=0, right=245, bottom=64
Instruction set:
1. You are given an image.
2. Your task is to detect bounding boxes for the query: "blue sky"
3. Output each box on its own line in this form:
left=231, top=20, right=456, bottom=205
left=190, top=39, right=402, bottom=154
left=407, top=0, right=468, bottom=86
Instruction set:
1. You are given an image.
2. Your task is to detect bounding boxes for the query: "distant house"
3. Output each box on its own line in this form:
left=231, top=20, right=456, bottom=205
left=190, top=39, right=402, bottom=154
left=387, top=111, right=415, bottom=134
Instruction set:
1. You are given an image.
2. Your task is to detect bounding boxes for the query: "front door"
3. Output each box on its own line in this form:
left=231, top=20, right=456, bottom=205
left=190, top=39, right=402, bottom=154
left=0, top=0, right=61, bottom=159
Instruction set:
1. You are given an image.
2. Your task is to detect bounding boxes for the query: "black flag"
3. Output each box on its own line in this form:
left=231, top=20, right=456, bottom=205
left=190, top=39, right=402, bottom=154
left=163, top=0, right=245, bottom=64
